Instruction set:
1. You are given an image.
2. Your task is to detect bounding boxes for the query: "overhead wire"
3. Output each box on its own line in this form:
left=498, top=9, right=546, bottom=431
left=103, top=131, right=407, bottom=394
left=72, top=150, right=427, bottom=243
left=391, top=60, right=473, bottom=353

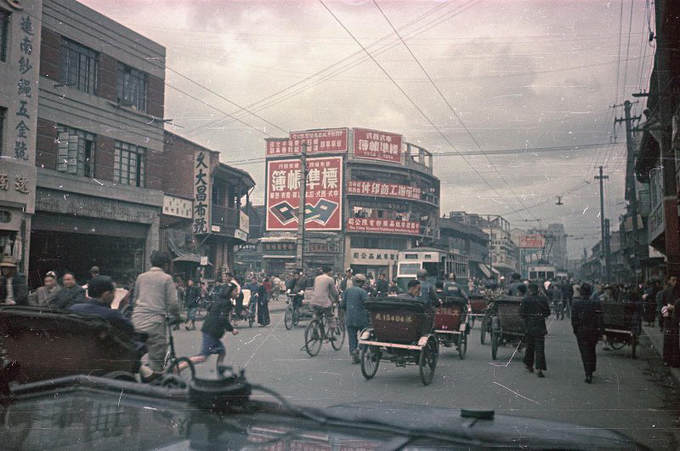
left=316, top=0, right=530, bottom=220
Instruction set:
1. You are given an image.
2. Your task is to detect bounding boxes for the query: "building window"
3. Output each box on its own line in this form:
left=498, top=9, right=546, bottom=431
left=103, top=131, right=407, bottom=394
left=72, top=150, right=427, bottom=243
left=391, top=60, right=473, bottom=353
left=56, top=125, right=96, bottom=177
left=0, top=9, right=8, bottom=63
left=114, top=141, right=145, bottom=187
left=61, top=38, right=98, bottom=94
left=117, top=63, right=147, bottom=112
left=0, top=107, right=5, bottom=155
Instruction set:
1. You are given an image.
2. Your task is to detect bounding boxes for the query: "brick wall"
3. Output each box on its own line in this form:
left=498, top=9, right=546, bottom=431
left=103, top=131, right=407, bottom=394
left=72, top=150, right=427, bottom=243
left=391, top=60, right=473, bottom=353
left=39, top=27, right=61, bottom=80
left=36, top=118, right=58, bottom=169
left=98, top=54, right=118, bottom=102
left=162, top=131, right=200, bottom=199
left=95, top=136, right=115, bottom=182
left=147, top=74, right=165, bottom=118
left=145, top=148, right=164, bottom=190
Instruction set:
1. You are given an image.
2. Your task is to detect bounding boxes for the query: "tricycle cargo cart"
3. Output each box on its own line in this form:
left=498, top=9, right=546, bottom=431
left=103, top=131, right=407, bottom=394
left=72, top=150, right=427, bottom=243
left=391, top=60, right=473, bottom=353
left=433, top=295, right=469, bottom=359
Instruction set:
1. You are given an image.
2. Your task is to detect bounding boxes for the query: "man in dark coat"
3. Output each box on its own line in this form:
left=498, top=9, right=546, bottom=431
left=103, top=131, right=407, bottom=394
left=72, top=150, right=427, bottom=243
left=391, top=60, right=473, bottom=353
left=661, top=275, right=680, bottom=367
left=49, top=272, right=86, bottom=310
left=520, top=283, right=551, bottom=378
left=0, top=256, right=28, bottom=305
left=340, top=274, right=369, bottom=363
left=571, top=282, right=603, bottom=383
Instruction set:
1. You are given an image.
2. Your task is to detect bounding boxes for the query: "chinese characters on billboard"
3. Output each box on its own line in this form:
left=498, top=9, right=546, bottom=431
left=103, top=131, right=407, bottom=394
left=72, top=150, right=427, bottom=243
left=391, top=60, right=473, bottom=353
left=266, top=128, right=348, bottom=157
left=353, top=128, right=402, bottom=163
left=519, top=234, right=546, bottom=249
left=266, top=156, right=343, bottom=231
left=193, top=150, right=211, bottom=233
left=347, top=217, right=420, bottom=235
left=347, top=180, right=421, bottom=201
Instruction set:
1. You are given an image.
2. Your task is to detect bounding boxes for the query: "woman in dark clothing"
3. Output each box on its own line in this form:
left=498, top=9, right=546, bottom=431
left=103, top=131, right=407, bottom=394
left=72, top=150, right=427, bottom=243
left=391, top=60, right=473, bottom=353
left=256, top=280, right=270, bottom=326
left=520, top=283, right=551, bottom=378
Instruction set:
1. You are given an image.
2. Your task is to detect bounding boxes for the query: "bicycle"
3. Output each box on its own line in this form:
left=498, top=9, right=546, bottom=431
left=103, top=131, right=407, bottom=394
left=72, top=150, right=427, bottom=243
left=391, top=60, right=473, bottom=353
left=284, top=292, right=301, bottom=330
left=304, top=303, right=346, bottom=357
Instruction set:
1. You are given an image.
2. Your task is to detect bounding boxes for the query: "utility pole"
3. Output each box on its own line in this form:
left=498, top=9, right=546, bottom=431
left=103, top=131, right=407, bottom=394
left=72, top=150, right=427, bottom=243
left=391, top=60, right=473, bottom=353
left=654, top=0, right=680, bottom=277
left=295, top=142, right=308, bottom=271
left=615, top=100, right=642, bottom=281
left=595, top=166, right=610, bottom=282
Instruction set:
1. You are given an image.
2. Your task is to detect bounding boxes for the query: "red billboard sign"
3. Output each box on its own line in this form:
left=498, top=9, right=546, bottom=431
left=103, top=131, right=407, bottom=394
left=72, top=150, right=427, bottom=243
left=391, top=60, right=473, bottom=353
left=266, top=156, right=343, bottom=231
left=266, top=128, right=348, bottom=157
left=353, top=128, right=402, bottom=163
left=519, top=234, right=546, bottom=249
left=347, top=180, right=421, bottom=201
left=347, top=217, right=420, bottom=235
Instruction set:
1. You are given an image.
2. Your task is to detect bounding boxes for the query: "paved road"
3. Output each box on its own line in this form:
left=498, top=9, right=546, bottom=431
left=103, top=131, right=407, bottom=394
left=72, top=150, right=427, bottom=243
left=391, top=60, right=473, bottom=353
left=172, top=310, right=680, bottom=449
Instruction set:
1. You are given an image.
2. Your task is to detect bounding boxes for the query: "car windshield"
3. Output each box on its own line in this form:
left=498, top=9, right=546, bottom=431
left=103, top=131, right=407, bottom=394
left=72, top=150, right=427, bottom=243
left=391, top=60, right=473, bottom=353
left=1, top=0, right=679, bottom=449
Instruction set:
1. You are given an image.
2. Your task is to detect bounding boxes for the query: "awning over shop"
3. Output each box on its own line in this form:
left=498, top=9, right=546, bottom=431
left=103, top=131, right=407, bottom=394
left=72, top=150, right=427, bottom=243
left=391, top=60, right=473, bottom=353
left=173, top=254, right=213, bottom=266
left=477, top=263, right=492, bottom=278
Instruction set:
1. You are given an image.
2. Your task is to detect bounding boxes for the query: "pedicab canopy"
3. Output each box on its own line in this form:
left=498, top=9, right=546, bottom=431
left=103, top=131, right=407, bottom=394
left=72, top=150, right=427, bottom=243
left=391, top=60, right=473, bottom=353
left=364, top=296, right=433, bottom=344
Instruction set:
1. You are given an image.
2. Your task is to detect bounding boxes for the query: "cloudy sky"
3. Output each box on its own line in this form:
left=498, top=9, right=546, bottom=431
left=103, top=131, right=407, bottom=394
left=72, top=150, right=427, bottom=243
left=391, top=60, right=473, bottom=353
left=81, top=0, right=654, bottom=258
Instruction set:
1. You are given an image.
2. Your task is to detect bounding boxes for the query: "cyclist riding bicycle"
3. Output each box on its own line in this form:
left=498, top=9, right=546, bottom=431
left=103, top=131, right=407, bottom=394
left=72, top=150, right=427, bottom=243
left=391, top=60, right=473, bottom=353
left=310, top=265, right=339, bottom=320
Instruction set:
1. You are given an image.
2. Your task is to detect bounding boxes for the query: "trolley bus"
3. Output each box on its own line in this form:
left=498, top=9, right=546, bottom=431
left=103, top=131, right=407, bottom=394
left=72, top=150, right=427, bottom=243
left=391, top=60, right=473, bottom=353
left=527, top=264, right=557, bottom=282
left=396, top=247, right=468, bottom=292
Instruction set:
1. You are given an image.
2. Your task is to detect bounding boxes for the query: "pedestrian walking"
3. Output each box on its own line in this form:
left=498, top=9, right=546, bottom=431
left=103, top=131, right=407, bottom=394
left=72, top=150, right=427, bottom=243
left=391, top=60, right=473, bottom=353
left=0, top=256, right=28, bottom=305
left=661, top=275, right=680, bottom=367
left=520, top=283, right=551, bottom=378
left=184, top=279, right=200, bottom=330
left=257, top=280, right=270, bottom=326
left=49, top=272, right=86, bottom=309
left=29, top=271, right=61, bottom=306
left=341, top=274, right=369, bottom=363
left=571, top=283, right=603, bottom=383
left=131, top=251, right=180, bottom=381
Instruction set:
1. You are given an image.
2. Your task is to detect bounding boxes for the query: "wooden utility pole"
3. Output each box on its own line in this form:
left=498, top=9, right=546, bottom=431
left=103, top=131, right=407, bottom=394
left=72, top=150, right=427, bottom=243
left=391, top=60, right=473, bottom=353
left=295, top=142, right=308, bottom=270
left=654, top=0, right=680, bottom=277
left=595, top=166, right=610, bottom=282
left=615, top=100, right=642, bottom=279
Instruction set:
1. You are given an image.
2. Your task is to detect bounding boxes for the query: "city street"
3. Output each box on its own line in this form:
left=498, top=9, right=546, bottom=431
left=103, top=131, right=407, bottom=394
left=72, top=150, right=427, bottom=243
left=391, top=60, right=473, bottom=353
left=173, top=307, right=680, bottom=450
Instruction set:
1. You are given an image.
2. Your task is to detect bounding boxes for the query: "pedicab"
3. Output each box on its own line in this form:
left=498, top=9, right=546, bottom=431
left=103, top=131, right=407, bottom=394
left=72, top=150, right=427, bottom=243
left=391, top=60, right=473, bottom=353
left=488, top=296, right=525, bottom=360
left=0, top=305, right=145, bottom=384
left=358, top=296, right=439, bottom=385
left=468, top=293, right=489, bottom=329
left=433, top=295, right=469, bottom=359
left=601, top=300, right=641, bottom=359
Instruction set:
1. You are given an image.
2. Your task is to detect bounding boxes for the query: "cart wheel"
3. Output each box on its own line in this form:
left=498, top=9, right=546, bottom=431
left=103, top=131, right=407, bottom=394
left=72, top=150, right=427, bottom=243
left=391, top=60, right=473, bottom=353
left=284, top=308, right=294, bottom=330
left=304, top=320, right=323, bottom=357
left=360, top=346, right=380, bottom=380
left=631, top=335, right=637, bottom=359
left=469, top=316, right=475, bottom=329
left=609, top=339, right=625, bottom=351
left=330, top=320, right=346, bottom=351
left=491, top=329, right=499, bottom=360
left=458, top=332, right=467, bottom=360
left=419, top=338, right=438, bottom=386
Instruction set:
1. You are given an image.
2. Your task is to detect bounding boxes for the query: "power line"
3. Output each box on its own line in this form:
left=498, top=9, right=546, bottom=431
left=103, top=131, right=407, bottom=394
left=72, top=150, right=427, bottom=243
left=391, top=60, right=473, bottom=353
left=316, top=0, right=528, bottom=219
left=621, top=0, right=635, bottom=99
left=186, top=0, right=477, bottom=136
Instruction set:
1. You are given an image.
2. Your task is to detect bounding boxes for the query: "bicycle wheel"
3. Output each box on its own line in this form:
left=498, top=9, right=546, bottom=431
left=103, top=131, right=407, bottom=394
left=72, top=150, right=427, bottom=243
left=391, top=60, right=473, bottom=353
left=304, top=320, right=323, bottom=357
left=330, top=319, right=346, bottom=351
left=284, top=308, right=294, bottom=330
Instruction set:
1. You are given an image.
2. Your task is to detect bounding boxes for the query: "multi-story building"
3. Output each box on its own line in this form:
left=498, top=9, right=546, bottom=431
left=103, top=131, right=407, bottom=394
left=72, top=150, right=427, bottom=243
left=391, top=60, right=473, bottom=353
left=0, top=0, right=42, bottom=274
left=160, top=131, right=254, bottom=281
left=262, top=127, right=440, bottom=278
left=511, top=224, right=568, bottom=278
left=438, top=214, right=489, bottom=280
left=29, top=0, right=166, bottom=284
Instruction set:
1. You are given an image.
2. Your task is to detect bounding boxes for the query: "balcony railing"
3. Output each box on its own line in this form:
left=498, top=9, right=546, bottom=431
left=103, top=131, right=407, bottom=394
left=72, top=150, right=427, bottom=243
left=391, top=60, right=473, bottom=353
left=211, top=205, right=239, bottom=230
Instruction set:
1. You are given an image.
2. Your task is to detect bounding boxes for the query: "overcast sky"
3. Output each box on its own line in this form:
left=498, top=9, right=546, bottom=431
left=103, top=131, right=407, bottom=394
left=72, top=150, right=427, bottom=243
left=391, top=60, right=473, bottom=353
left=81, top=0, right=654, bottom=258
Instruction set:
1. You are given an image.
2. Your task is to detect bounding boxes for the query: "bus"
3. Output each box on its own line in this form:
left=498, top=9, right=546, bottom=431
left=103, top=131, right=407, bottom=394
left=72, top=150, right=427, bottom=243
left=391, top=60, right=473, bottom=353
left=396, top=247, right=468, bottom=292
left=527, top=264, right=557, bottom=282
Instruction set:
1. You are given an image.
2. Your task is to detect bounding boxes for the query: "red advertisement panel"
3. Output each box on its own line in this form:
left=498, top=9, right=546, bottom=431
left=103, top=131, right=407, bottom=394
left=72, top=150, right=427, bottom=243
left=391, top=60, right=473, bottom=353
left=353, top=128, right=402, bottom=163
left=519, top=234, right=546, bottom=248
left=266, top=128, right=348, bottom=157
left=347, top=217, right=420, bottom=235
left=266, top=156, right=343, bottom=231
left=347, top=180, right=421, bottom=201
